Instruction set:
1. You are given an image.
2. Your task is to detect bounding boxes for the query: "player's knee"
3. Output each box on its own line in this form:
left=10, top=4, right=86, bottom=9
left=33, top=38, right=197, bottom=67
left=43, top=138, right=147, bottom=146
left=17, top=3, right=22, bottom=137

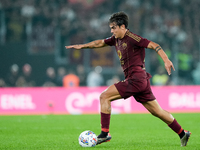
left=99, top=91, right=108, bottom=104
left=151, top=111, right=159, bottom=117
left=152, top=109, right=166, bottom=119
left=99, top=92, right=105, bottom=102
left=149, top=109, right=162, bottom=118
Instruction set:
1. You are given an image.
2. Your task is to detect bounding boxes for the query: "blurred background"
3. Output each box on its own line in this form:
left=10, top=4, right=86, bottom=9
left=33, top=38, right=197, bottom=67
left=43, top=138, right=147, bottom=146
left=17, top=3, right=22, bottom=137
left=0, top=0, right=200, bottom=87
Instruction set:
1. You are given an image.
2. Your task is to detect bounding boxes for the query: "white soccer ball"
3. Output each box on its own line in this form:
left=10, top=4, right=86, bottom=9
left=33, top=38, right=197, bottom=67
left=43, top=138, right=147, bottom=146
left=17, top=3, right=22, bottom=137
left=78, top=130, right=97, bottom=147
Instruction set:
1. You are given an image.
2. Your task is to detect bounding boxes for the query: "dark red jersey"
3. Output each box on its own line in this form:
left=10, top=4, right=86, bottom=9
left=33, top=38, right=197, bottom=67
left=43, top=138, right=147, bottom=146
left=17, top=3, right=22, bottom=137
left=104, top=30, right=151, bottom=79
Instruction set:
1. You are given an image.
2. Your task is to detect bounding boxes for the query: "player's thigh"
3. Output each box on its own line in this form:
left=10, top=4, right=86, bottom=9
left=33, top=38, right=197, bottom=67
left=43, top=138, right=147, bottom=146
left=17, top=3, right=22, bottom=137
left=142, top=100, right=163, bottom=115
left=100, top=84, right=122, bottom=102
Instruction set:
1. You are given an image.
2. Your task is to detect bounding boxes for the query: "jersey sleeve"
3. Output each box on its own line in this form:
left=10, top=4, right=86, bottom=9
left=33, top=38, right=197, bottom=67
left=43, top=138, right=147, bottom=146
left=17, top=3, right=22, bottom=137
left=137, top=37, right=150, bottom=48
left=129, top=33, right=150, bottom=48
left=104, top=36, right=115, bottom=46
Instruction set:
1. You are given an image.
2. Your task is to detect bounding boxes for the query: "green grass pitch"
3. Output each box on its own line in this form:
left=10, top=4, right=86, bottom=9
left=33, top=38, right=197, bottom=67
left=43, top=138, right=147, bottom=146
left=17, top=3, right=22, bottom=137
left=0, top=113, right=199, bottom=150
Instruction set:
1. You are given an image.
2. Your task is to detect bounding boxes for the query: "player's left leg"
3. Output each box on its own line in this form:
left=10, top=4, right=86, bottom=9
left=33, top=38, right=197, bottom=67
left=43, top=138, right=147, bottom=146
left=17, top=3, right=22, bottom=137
left=97, top=84, right=122, bottom=145
left=142, top=99, right=174, bottom=124
left=142, top=100, right=191, bottom=146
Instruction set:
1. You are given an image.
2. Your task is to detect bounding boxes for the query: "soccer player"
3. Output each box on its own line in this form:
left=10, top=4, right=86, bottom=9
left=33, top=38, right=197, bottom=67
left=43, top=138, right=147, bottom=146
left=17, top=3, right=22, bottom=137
left=65, top=12, right=191, bottom=147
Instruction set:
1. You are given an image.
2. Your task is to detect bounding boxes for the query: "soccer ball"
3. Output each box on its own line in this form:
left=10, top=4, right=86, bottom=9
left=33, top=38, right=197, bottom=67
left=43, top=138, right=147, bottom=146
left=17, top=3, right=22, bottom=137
left=78, top=130, right=97, bottom=147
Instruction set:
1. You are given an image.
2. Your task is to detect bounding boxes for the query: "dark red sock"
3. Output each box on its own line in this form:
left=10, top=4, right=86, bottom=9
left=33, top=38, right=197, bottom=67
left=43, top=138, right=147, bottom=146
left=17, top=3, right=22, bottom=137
left=168, top=119, right=183, bottom=134
left=101, top=112, right=111, bottom=132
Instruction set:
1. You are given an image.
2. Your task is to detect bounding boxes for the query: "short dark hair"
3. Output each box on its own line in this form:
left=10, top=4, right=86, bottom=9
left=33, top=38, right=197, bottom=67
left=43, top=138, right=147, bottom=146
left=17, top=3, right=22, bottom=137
left=109, top=12, right=129, bottom=28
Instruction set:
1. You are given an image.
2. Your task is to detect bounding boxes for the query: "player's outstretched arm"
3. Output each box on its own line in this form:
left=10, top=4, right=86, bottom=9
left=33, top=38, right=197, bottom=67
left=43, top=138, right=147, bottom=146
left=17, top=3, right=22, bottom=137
left=65, top=39, right=107, bottom=50
left=147, top=41, right=175, bottom=75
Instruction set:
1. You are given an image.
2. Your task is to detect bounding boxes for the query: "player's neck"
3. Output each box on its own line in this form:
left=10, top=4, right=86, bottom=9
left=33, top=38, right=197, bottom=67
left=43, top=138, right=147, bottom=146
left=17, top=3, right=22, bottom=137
left=119, top=29, right=128, bottom=39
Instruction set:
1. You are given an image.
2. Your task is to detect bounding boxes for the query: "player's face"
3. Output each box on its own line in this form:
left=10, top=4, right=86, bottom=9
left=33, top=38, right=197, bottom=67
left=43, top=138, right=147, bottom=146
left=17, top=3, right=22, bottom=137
left=109, top=23, right=124, bottom=39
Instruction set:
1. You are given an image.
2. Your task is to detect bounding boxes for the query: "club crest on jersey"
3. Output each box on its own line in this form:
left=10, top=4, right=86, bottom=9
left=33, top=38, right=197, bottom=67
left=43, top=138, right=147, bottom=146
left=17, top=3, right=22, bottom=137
left=117, top=50, right=122, bottom=59
left=122, top=43, right=127, bottom=49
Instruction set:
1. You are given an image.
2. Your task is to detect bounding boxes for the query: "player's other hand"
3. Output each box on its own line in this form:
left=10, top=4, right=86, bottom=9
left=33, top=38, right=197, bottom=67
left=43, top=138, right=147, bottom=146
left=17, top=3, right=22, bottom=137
left=65, top=45, right=83, bottom=50
left=165, top=60, right=175, bottom=75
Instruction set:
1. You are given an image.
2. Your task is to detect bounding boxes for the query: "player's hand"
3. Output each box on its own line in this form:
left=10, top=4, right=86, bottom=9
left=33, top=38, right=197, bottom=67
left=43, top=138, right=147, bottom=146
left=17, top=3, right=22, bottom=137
left=165, top=60, right=175, bottom=75
left=65, top=45, right=83, bottom=50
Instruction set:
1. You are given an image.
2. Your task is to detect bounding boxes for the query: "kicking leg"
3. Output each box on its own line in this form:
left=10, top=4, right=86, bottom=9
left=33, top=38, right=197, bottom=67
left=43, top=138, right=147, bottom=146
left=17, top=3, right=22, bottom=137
left=97, top=84, right=122, bottom=145
left=142, top=100, right=191, bottom=146
left=142, top=99, right=174, bottom=124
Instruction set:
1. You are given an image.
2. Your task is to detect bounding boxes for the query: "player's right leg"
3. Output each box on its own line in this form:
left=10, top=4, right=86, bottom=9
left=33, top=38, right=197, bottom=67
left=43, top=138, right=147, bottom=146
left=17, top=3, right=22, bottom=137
left=142, top=100, right=191, bottom=146
left=97, top=84, right=122, bottom=145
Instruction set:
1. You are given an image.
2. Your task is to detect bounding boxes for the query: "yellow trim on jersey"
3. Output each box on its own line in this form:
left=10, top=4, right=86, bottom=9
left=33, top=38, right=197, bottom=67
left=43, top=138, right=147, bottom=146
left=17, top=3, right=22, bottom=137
left=126, top=32, right=141, bottom=42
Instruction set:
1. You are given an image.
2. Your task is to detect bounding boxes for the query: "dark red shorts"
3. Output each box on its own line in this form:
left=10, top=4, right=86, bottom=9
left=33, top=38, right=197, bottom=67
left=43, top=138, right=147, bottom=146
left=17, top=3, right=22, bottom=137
left=114, top=78, right=156, bottom=103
